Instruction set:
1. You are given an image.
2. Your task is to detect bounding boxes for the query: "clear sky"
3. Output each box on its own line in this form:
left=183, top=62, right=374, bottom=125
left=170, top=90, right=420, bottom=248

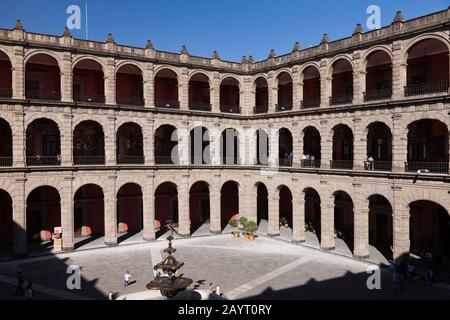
left=0, top=0, right=448, bottom=62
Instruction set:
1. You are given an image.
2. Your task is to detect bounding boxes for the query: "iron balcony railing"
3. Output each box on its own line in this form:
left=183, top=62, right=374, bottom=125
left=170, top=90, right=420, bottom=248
left=330, top=160, right=353, bottom=169
left=363, top=88, right=392, bottom=101
left=0, top=157, right=12, bottom=166
left=116, top=96, right=145, bottom=106
left=364, top=161, right=392, bottom=171
left=25, top=89, right=61, bottom=101
left=0, top=88, right=12, bottom=98
left=73, top=156, right=105, bottom=165
left=26, top=156, right=61, bottom=166
left=301, top=99, right=320, bottom=108
left=155, top=156, right=178, bottom=165
left=275, top=103, right=293, bottom=112
left=329, top=94, right=353, bottom=105
left=254, top=105, right=268, bottom=114
left=220, top=105, right=241, bottom=114
left=73, top=93, right=106, bottom=104
left=404, top=80, right=449, bottom=97
left=404, top=162, right=449, bottom=174
left=189, top=103, right=212, bottom=111
left=278, top=159, right=293, bottom=167
left=117, top=156, right=145, bottom=164
left=155, top=99, right=180, bottom=109
left=301, top=159, right=321, bottom=168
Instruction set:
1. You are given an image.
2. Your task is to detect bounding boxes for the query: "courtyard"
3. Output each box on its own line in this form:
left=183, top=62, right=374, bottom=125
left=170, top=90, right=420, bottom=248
left=0, top=233, right=449, bottom=300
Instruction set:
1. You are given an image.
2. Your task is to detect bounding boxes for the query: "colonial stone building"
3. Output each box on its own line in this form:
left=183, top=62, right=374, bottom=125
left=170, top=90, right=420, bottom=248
left=0, top=9, right=449, bottom=262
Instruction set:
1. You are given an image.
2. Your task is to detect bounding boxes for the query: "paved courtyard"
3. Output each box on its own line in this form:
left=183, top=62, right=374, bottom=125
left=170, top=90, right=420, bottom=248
left=0, top=234, right=449, bottom=300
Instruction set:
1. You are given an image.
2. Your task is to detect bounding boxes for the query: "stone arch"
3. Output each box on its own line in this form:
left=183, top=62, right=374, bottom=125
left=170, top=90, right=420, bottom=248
left=219, top=74, right=242, bottom=90
left=71, top=55, right=107, bottom=72
left=153, top=65, right=181, bottom=81
left=361, top=46, right=393, bottom=68
left=401, top=33, right=450, bottom=63
left=24, top=50, right=63, bottom=69
left=188, top=71, right=213, bottom=86
left=299, top=62, right=321, bottom=81
left=114, top=60, right=145, bottom=75
left=327, top=54, right=354, bottom=77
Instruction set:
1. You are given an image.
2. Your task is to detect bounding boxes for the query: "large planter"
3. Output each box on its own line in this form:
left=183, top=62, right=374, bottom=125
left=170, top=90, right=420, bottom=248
left=245, top=233, right=255, bottom=240
left=231, top=231, right=240, bottom=237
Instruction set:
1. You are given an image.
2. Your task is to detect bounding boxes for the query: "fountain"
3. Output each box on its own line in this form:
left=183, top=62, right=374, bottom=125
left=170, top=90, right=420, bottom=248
left=146, top=223, right=193, bottom=298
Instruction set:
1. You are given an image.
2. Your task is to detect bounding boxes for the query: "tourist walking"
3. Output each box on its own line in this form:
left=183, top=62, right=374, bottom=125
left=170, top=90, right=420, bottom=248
left=123, top=271, right=131, bottom=287
left=14, top=271, right=24, bottom=296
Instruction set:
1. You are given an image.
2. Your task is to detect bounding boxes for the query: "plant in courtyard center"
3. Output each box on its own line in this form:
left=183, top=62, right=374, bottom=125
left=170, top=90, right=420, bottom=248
left=280, top=217, right=289, bottom=228
left=239, top=216, right=248, bottom=230
left=228, top=217, right=239, bottom=237
left=243, top=220, right=258, bottom=240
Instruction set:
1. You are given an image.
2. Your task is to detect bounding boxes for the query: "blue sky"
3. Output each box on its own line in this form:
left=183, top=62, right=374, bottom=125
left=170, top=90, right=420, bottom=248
left=0, top=0, right=448, bottom=61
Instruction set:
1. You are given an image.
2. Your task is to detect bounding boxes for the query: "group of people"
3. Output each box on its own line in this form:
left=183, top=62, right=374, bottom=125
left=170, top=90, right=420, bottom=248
left=302, top=154, right=316, bottom=167
left=15, top=272, right=33, bottom=300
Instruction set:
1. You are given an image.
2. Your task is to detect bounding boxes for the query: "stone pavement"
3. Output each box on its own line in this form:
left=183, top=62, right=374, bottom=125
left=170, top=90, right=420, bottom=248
left=0, top=234, right=449, bottom=300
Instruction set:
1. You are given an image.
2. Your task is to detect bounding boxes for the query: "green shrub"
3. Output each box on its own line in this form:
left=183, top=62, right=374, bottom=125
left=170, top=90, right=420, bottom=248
left=229, top=218, right=238, bottom=228
left=239, top=216, right=248, bottom=226
left=244, top=220, right=258, bottom=235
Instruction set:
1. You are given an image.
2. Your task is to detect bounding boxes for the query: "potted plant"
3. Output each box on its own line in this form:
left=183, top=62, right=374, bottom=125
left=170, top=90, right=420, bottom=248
left=228, top=218, right=239, bottom=237
left=280, top=217, right=289, bottom=228
left=239, top=216, right=248, bottom=231
left=244, top=220, right=258, bottom=240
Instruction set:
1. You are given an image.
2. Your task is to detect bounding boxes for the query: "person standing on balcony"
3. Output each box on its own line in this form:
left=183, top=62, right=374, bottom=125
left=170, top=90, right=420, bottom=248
left=288, top=152, right=293, bottom=167
left=310, top=155, right=315, bottom=168
left=367, top=155, right=374, bottom=170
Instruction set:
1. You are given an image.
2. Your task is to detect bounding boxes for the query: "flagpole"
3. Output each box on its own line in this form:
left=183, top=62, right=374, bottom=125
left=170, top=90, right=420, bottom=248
left=85, top=2, right=89, bottom=39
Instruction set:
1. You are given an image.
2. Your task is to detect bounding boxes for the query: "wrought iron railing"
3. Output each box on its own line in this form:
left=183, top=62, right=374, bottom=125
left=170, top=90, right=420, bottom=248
left=301, top=159, right=321, bottom=168
left=363, top=88, right=392, bottom=101
left=0, top=88, right=12, bottom=98
left=116, top=96, right=145, bottom=106
left=189, top=103, right=211, bottom=111
left=220, top=105, right=241, bottom=114
left=73, top=156, right=105, bottom=165
left=155, top=99, right=180, bottom=109
left=330, top=160, right=353, bottom=169
left=155, top=156, right=178, bottom=165
left=25, top=89, right=61, bottom=101
left=404, top=80, right=449, bottom=96
left=329, top=94, right=353, bottom=105
left=26, top=156, right=60, bottom=166
left=278, top=159, right=293, bottom=167
left=301, top=99, right=320, bottom=108
left=0, top=157, right=12, bottom=166
left=73, top=93, right=105, bottom=103
left=276, top=103, right=293, bottom=112
left=404, top=162, right=449, bottom=174
left=363, top=161, right=392, bottom=171
left=117, top=156, right=145, bottom=164
left=254, top=105, right=268, bottom=114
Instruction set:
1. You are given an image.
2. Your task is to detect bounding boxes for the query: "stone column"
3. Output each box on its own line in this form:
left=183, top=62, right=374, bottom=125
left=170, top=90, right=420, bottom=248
left=248, top=128, right=257, bottom=165
left=105, top=114, right=116, bottom=166
left=238, top=126, right=249, bottom=165
left=241, top=76, right=252, bottom=116
left=211, top=72, right=220, bottom=113
left=210, top=173, right=221, bottom=233
left=12, top=46, right=24, bottom=100
left=268, top=125, right=279, bottom=167
left=353, top=117, right=365, bottom=170
left=292, top=122, right=302, bottom=168
left=61, top=52, right=72, bottom=102
left=143, top=62, right=154, bottom=108
left=12, top=176, right=26, bottom=256
left=353, top=183, right=370, bottom=258
left=104, top=176, right=117, bottom=246
left=247, top=181, right=257, bottom=224
left=12, top=110, right=25, bottom=167
left=142, top=173, right=155, bottom=241
left=61, top=113, right=73, bottom=166
left=392, top=186, right=410, bottom=259
left=292, top=190, right=306, bottom=243
left=61, top=176, right=74, bottom=251
left=239, top=174, right=253, bottom=221
left=179, top=121, right=190, bottom=165
left=292, top=66, right=301, bottom=111
left=319, top=59, right=330, bottom=108
left=144, top=118, right=154, bottom=165
left=391, top=113, right=407, bottom=172
left=352, top=51, right=363, bottom=105
left=210, top=124, right=221, bottom=165
left=320, top=120, right=332, bottom=169
left=178, top=173, right=190, bottom=236
left=321, top=195, right=335, bottom=250
left=267, top=72, right=275, bottom=113
left=391, top=40, right=407, bottom=101
left=179, top=67, right=189, bottom=110
left=268, top=188, right=280, bottom=236
left=105, top=58, right=116, bottom=105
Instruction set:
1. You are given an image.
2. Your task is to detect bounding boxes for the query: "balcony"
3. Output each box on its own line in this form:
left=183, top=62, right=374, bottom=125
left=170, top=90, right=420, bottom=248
left=74, top=156, right=105, bottom=165
left=301, top=159, right=321, bottom=168
left=405, top=162, right=449, bottom=174
left=301, top=99, right=320, bottom=109
left=404, top=80, right=449, bottom=97
left=363, top=161, right=392, bottom=171
left=363, top=88, right=392, bottom=101
left=330, top=160, right=353, bottom=169
left=329, top=94, right=353, bottom=105
left=220, top=105, right=241, bottom=114
left=155, top=156, right=177, bottom=165
left=117, top=156, right=145, bottom=165
left=155, top=99, right=180, bottom=109
left=254, top=105, right=268, bottom=114
left=25, top=89, right=61, bottom=101
left=189, top=103, right=212, bottom=112
left=26, top=156, right=60, bottom=166
left=0, top=88, right=12, bottom=98
left=0, top=157, right=12, bottom=167
left=73, top=93, right=105, bottom=104
left=276, top=103, right=293, bottom=112
left=278, top=159, right=293, bottom=167
left=116, top=96, right=145, bottom=107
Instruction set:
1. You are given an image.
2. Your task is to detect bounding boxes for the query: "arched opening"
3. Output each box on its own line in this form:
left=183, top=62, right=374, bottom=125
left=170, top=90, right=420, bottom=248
left=154, top=125, right=178, bottom=164
left=0, top=51, right=12, bottom=98
left=73, top=120, right=105, bottom=165
left=330, top=59, right=353, bottom=105
left=155, top=182, right=178, bottom=238
left=302, top=126, right=321, bottom=168
left=221, top=128, right=239, bottom=165
left=364, top=50, right=392, bottom=100
left=406, top=119, right=449, bottom=173
left=190, top=126, right=210, bottom=165
left=331, top=124, right=353, bottom=169
left=334, top=191, right=354, bottom=254
left=154, top=69, right=179, bottom=108
left=189, top=181, right=210, bottom=235
left=366, top=122, right=392, bottom=171
left=26, top=186, right=61, bottom=251
left=116, top=64, right=144, bottom=106
left=221, top=181, right=239, bottom=230
left=256, top=129, right=269, bottom=165
left=189, top=73, right=211, bottom=111
left=304, top=188, right=321, bottom=246
left=405, top=39, right=449, bottom=96
left=278, top=128, right=293, bottom=167
left=410, top=200, right=450, bottom=263
left=73, top=59, right=105, bottom=103
left=0, top=189, right=13, bottom=253
left=26, top=119, right=61, bottom=166
left=276, top=72, right=293, bottom=111
left=279, top=185, right=293, bottom=239
left=116, top=122, right=144, bottom=164
left=74, top=184, right=104, bottom=248
left=220, top=77, right=240, bottom=113
left=301, top=66, right=321, bottom=108
left=254, top=77, right=268, bottom=113
left=0, top=118, right=12, bottom=166
left=117, top=183, right=143, bottom=243
left=25, top=54, right=60, bottom=100
left=256, top=183, right=268, bottom=226
left=368, top=194, right=393, bottom=260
